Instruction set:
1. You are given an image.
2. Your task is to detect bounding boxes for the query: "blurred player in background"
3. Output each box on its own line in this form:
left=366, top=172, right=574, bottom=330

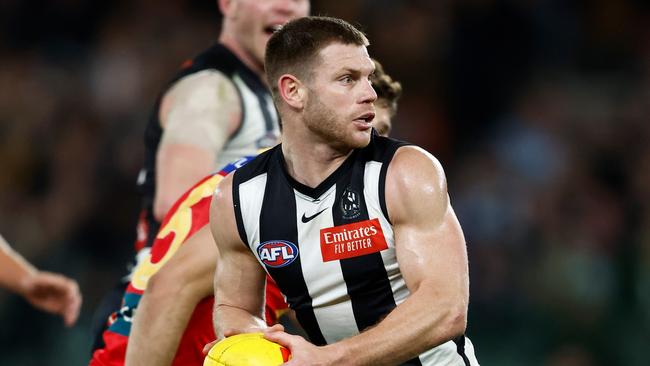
left=91, top=0, right=310, bottom=353
left=370, top=58, right=402, bottom=137
left=0, top=233, right=81, bottom=327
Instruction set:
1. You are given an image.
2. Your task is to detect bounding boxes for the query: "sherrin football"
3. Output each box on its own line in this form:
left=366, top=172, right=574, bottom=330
left=203, top=333, right=291, bottom=366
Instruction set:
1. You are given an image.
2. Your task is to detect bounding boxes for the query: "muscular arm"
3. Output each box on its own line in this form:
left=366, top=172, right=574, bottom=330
left=125, top=226, right=217, bottom=366
left=268, top=146, right=469, bottom=365
left=210, top=175, right=268, bottom=339
left=0, top=234, right=81, bottom=327
left=154, top=70, right=241, bottom=220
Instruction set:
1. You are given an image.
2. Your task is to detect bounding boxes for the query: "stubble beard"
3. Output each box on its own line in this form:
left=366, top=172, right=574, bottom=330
left=304, top=94, right=369, bottom=151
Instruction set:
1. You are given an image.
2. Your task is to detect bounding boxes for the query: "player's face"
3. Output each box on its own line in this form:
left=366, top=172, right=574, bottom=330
left=229, top=0, right=310, bottom=65
left=303, top=43, right=377, bottom=150
left=373, top=99, right=393, bottom=137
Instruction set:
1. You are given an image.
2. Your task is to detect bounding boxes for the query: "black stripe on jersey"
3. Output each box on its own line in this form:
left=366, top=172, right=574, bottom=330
left=453, top=335, right=471, bottom=366
left=259, top=155, right=326, bottom=346
left=231, top=172, right=248, bottom=245
left=334, top=162, right=398, bottom=333
left=373, top=134, right=410, bottom=225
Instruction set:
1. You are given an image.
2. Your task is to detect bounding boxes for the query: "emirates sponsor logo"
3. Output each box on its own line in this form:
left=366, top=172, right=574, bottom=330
left=320, top=218, right=388, bottom=262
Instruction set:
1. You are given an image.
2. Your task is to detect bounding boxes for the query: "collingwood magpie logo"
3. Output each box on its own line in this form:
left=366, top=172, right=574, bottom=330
left=340, top=187, right=361, bottom=219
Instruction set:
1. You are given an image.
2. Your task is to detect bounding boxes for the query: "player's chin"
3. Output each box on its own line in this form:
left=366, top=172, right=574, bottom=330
left=347, top=129, right=372, bottom=149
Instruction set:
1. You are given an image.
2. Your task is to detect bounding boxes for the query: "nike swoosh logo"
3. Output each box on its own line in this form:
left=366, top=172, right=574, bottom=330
left=301, top=208, right=328, bottom=223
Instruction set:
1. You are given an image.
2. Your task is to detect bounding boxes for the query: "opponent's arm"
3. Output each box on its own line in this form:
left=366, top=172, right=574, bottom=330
left=154, top=70, right=241, bottom=220
left=125, top=226, right=217, bottom=366
left=0, top=234, right=81, bottom=327
left=266, top=146, right=469, bottom=365
left=210, top=175, right=268, bottom=339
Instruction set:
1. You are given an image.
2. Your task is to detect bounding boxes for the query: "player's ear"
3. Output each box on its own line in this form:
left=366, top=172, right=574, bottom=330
left=278, top=74, right=305, bottom=109
left=219, top=0, right=236, bottom=18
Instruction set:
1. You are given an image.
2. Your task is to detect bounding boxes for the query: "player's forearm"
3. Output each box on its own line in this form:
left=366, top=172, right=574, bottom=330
left=327, top=284, right=468, bottom=366
left=0, top=235, right=37, bottom=294
left=213, top=303, right=267, bottom=339
left=125, top=283, right=198, bottom=366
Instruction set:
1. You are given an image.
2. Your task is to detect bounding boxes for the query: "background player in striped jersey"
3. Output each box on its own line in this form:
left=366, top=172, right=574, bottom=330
left=91, top=0, right=310, bottom=354
left=0, top=233, right=81, bottom=327
left=209, top=16, right=479, bottom=365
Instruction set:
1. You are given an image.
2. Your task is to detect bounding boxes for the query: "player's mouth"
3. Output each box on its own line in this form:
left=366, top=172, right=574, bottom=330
left=353, top=112, right=376, bottom=129
left=264, top=24, right=283, bottom=36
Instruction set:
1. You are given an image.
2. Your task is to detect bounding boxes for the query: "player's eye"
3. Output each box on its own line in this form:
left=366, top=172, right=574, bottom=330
left=339, top=75, right=353, bottom=84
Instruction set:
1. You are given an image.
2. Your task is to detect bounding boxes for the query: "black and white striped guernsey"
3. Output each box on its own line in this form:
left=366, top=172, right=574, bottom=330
left=232, top=134, right=479, bottom=366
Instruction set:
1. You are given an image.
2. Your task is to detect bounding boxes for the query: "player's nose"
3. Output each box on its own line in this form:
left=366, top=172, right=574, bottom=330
left=272, top=0, right=309, bottom=18
left=359, top=78, right=377, bottom=104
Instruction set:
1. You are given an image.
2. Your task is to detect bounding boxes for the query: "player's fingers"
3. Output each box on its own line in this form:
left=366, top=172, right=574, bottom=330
left=33, top=272, right=70, bottom=290
left=223, top=327, right=242, bottom=337
left=266, top=323, right=285, bottom=333
left=203, top=340, right=218, bottom=355
left=263, top=330, right=296, bottom=349
left=63, top=285, right=82, bottom=327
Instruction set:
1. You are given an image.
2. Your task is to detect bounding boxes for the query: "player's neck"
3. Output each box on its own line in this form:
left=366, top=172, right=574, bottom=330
left=281, top=137, right=353, bottom=189
left=219, top=36, right=266, bottom=83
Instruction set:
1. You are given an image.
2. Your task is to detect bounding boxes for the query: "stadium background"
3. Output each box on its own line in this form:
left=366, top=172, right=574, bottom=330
left=1, top=0, right=649, bottom=364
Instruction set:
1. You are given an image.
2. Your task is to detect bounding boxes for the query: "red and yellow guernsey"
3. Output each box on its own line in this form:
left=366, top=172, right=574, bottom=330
left=90, top=157, right=288, bottom=366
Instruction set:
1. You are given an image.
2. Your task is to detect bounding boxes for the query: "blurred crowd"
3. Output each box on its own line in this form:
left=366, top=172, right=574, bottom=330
left=0, top=0, right=648, bottom=365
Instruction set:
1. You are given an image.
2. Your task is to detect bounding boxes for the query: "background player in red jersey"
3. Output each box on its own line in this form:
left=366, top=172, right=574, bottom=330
left=89, top=158, right=285, bottom=366
left=0, top=234, right=81, bottom=327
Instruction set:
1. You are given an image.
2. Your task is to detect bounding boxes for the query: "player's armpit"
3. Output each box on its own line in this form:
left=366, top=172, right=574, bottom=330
left=210, top=175, right=267, bottom=339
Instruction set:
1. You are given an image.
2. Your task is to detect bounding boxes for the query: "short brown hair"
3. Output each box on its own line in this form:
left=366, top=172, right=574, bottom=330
left=265, top=16, right=369, bottom=99
left=371, top=59, right=402, bottom=114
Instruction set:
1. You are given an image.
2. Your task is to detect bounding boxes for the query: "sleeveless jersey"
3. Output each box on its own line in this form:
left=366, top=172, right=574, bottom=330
left=232, top=135, right=479, bottom=366
left=91, top=157, right=288, bottom=366
left=135, top=43, right=279, bottom=250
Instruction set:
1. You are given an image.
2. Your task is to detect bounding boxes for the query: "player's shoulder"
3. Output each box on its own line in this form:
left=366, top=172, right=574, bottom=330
left=360, top=133, right=410, bottom=163
left=171, top=69, right=236, bottom=95
left=386, top=144, right=447, bottom=198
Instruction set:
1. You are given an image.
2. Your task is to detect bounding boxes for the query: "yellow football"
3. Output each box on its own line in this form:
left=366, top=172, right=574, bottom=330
left=203, top=333, right=291, bottom=366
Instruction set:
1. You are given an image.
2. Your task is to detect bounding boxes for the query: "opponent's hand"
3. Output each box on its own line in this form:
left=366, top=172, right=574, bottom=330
left=264, top=328, right=338, bottom=366
left=202, top=323, right=285, bottom=354
left=21, top=271, right=82, bottom=327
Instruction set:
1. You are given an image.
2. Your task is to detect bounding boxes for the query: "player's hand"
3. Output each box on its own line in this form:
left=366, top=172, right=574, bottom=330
left=202, top=324, right=285, bottom=354
left=264, top=328, right=337, bottom=366
left=21, top=271, right=82, bottom=327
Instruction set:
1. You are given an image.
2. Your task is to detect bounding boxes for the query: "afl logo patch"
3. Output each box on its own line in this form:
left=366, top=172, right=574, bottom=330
left=258, top=240, right=299, bottom=268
